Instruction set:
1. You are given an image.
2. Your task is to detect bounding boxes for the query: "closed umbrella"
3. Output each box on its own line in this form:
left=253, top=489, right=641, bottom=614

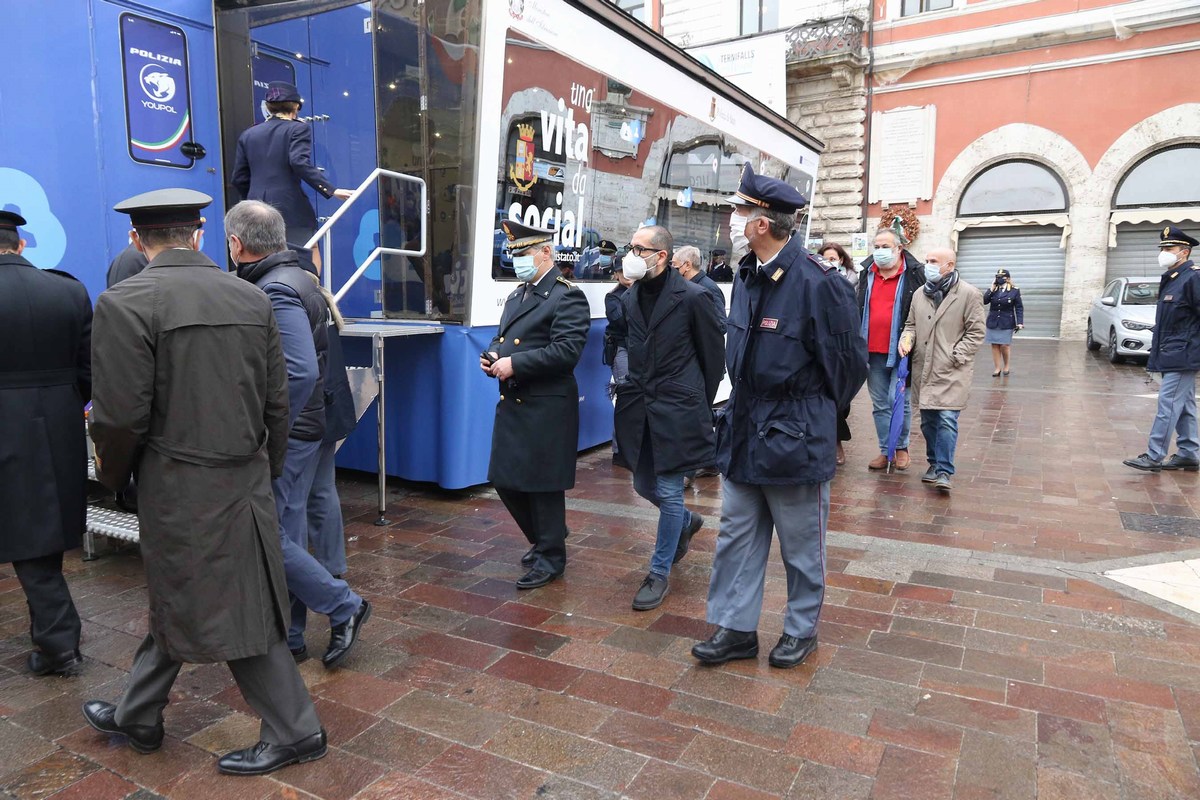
left=886, top=356, right=910, bottom=474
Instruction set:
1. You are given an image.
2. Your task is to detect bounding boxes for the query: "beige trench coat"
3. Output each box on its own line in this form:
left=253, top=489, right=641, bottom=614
left=901, top=278, right=987, bottom=411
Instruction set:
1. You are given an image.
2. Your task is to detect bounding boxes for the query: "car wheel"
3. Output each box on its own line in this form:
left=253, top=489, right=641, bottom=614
left=1108, top=328, right=1124, bottom=364
left=1086, top=319, right=1101, bottom=351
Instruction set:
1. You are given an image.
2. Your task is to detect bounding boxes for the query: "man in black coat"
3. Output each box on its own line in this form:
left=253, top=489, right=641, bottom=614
left=106, top=243, right=149, bottom=288
left=614, top=226, right=724, bottom=611
left=672, top=244, right=727, bottom=334
left=0, top=210, right=91, bottom=677
left=483, top=220, right=590, bottom=589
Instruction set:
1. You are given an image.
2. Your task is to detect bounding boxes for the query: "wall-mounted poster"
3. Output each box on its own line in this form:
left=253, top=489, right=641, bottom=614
left=120, top=13, right=194, bottom=168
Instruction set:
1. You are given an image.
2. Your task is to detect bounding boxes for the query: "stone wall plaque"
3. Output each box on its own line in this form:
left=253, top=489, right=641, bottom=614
left=868, top=105, right=936, bottom=205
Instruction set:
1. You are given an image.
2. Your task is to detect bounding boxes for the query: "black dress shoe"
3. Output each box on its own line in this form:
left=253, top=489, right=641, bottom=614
left=82, top=700, right=164, bottom=754
left=290, top=645, right=309, bottom=664
left=631, top=573, right=669, bottom=611
left=28, top=648, right=83, bottom=677
left=768, top=634, right=818, bottom=669
left=1124, top=453, right=1162, bottom=472
left=516, top=567, right=562, bottom=590
left=1162, top=454, right=1200, bottom=472
left=217, top=729, right=327, bottom=776
left=691, top=627, right=759, bottom=665
left=521, top=546, right=537, bottom=567
left=322, top=600, right=371, bottom=670
left=673, top=512, right=704, bottom=564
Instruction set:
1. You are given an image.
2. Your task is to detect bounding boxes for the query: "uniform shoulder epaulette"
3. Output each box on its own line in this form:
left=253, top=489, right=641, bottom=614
left=556, top=275, right=577, bottom=289
left=808, top=254, right=834, bottom=274
left=43, top=268, right=82, bottom=283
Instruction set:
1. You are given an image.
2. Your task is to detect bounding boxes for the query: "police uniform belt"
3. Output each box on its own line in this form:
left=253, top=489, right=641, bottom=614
left=0, top=368, right=77, bottom=389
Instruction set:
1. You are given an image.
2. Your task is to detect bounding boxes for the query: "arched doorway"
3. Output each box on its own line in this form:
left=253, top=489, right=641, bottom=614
left=954, top=160, right=1069, bottom=337
left=1107, top=145, right=1200, bottom=281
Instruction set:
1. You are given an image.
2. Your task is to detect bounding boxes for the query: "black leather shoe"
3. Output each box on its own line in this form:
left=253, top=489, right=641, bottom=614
left=290, top=645, right=308, bottom=664
left=1124, top=453, right=1162, bottom=472
left=632, top=574, right=669, bottom=611
left=1162, top=454, right=1200, bottom=472
left=673, top=512, right=704, bottom=564
left=217, top=729, right=327, bottom=776
left=516, top=567, right=562, bottom=590
left=82, top=700, right=164, bottom=754
left=691, top=627, right=759, bottom=665
left=521, top=546, right=537, bottom=567
left=768, top=634, right=818, bottom=669
left=322, top=600, right=371, bottom=670
left=28, top=648, right=83, bottom=677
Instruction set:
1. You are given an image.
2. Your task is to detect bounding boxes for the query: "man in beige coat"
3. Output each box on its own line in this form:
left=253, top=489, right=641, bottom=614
left=898, top=247, right=986, bottom=492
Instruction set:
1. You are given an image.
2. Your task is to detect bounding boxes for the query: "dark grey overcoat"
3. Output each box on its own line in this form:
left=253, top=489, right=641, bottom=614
left=0, top=254, right=92, bottom=563
left=90, top=249, right=291, bottom=663
left=486, top=267, right=590, bottom=492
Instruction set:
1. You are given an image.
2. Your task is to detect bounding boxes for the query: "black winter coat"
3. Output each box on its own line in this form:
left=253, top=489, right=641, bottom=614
left=690, top=270, right=728, bottom=334
left=1149, top=260, right=1200, bottom=373
left=487, top=267, right=591, bottom=492
left=238, top=250, right=328, bottom=441
left=614, top=268, right=726, bottom=475
left=983, top=285, right=1024, bottom=330
left=0, top=255, right=92, bottom=563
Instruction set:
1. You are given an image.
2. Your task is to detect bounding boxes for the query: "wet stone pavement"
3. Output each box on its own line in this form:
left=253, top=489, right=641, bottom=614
left=2, top=341, right=1200, bottom=799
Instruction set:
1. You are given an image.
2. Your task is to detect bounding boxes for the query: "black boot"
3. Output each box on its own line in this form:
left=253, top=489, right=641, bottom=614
left=691, top=627, right=759, bottom=665
left=768, top=634, right=818, bottom=668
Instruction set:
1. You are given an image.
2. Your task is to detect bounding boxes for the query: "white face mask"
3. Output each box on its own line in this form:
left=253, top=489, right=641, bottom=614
left=730, top=211, right=750, bottom=258
left=621, top=252, right=649, bottom=281
left=1159, top=250, right=1181, bottom=269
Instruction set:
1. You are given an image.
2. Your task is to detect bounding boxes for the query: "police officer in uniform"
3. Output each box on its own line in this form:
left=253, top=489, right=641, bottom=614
left=0, top=210, right=91, bottom=677
left=693, top=167, right=868, bottom=668
left=482, top=220, right=590, bottom=589
left=1124, top=226, right=1200, bottom=472
left=85, top=189, right=326, bottom=776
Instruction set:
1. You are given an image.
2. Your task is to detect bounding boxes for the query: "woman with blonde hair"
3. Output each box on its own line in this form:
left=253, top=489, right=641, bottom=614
left=982, top=268, right=1024, bottom=376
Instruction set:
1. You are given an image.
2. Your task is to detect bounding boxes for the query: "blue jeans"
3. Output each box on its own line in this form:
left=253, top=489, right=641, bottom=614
left=1148, top=370, right=1199, bottom=461
left=632, top=442, right=690, bottom=578
left=920, top=409, right=960, bottom=476
left=867, top=352, right=911, bottom=453
left=306, top=440, right=347, bottom=577
left=274, top=437, right=361, bottom=650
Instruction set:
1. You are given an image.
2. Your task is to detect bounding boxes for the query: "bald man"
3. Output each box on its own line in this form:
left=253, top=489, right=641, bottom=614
left=898, top=247, right=985, bottom=492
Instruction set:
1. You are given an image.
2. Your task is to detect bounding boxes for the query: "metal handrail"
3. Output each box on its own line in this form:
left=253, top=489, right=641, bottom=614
left=303, top=167, right=428, bottom=298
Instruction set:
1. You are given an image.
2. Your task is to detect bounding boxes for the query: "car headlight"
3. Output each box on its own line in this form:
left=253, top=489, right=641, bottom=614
left=1121, top=319, right=1153, bottom=331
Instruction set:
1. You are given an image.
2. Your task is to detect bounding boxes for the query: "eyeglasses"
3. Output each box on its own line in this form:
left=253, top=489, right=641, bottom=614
left=626, top=244, right=663, bottom=257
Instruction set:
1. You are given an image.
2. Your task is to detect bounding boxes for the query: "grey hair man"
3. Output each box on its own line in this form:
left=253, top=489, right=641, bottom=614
left=672, top=244, right=727, bottom=334
left=898, top=246, right=986, bottom=492
left=226, top=200, right=371, bottom=670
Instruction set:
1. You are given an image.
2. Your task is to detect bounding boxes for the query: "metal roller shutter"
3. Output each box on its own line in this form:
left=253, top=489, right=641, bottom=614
left=955, top=226, right=1065, bottom=337
left=1107, top=223, right=1169, bottom=282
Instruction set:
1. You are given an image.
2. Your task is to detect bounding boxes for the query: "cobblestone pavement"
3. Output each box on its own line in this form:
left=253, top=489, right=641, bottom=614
left=2, top=341, right=1200, bottom=799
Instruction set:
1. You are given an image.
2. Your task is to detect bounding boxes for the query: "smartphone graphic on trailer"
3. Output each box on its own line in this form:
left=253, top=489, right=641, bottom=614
left=120, top=13, right=194, bottom=168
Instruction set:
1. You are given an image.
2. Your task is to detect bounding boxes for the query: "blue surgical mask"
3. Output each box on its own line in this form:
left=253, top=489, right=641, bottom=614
left=513, top=254, right=538, bottom=282
left=598, top=255, right=613, bottom=270
left=873, top=248, right=896, bottom=267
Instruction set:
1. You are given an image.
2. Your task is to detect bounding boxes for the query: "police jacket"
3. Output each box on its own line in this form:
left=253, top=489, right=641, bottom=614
left=231, top=117, right=336, bottom=235
left=1148, top=259, right=1200, bottom=373
left=614, top=267, right=725, bottom=475
left=0, top=255, right=92, bottom=563
left=603, top=283, right=628, bottom=366
left=718, top=238, right=869, bottom=485
left=237, top=250, right=328, bottom=441
left=983, top=285, right=1023, bottom=330
left=487, top=267, right=590, bottom=492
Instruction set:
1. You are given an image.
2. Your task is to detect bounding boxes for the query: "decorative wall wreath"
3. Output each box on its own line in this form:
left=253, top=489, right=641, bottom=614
left=880, top=205, right=921, bottom=246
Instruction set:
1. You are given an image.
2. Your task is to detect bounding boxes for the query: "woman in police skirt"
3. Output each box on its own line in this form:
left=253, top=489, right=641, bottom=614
left=982, top=269, right=1024, bottom=376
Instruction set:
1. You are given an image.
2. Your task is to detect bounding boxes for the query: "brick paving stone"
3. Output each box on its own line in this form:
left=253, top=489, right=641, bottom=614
left=915, top=692, right=1037, bottom=739
left=272, top=748, right=387, bottom=800
left=954, top=730, right=1037, bottom=800
left=665, top=694, right=797, bottom=748
left=867, top=709, right=964, bottom=757
left=703, top=780, right=780, bottom=800
left=454, top=617, right=569, bottom=658
left=869, top=746, right=955, bottom=800
left=483, top=720, right=647, bottom=791
left=350, top=772, right=464, bottom=800
left=592, top=710, right=698, bottom=761
left=44, top=770, right=139, bottom=800
left=1044, top=664, right=1177, bottom=709
left=678, top=733, right=802, bottom=795
left=828, top=647, right=924, bottom=686
left=0, top=750, right=98, bottom=800
left=1035, top=766, right=1121, bottom=800
left=919, top=664, right=1007, bottom=703
left=567, top=672, right=674, bottom=717
left=415, top=745, right=547, bottom=800
left=788, top=761, right=873, bottom=800
left=383, top=690, right=509, bottom=746
left=671, top=665, right=790, bottom=714
left=1006, top=680, right=1107, bottom=723
left=621, top=761, right=714, bottom=800
left=485, top=652, right=584, bottom=692
left=1036, top=713, right=1120, bottom=785
left=783, top=722, right=886, bottom=775
left=392, top=629, right=504, bottom=670
left=313, top=671, right=409, bottom=714
left=867, top=631, right=964, bottom=668
left=342, top=719, right=451, bottom=772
